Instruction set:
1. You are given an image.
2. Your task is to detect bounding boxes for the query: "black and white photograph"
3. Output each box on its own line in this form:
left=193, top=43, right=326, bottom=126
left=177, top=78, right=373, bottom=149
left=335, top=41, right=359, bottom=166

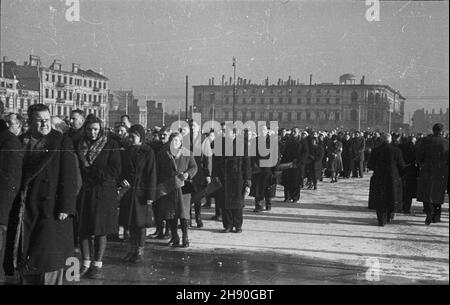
left=0, top=0, right=448, bottom=290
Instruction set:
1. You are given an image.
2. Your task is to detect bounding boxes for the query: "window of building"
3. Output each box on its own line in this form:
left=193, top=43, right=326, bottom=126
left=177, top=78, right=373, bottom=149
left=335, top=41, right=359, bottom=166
left=94, top=95, right=97, bottom=103
left=63, top=76, right=67, bottom=84
left=316, top=89, right=321, bottom=94
left=89, top=94, right=92, bottom=102
left=307, top=98, right=311, bottom=104
left=57, top=106, right=61, bottom=116
left=335, top=89, right=340, bottom=94
left=94, top=81, right=97, bottom=89
left=326, top=98, right=330, bottom=104
left=287, top=112, right=292, bottom=121
left=45, top=74, right=49, bottom=81
left=251, top=112, right=255, bottom=120
left=316, top=98, right=320, bottom=104
left=297, top=98, right=301, bottom=104
left=224, top=112, right=229, bottom=120
left=51, top=90, right=54, bottom=99
left=242, top=98, right=246, bottom=104
left=69, top=77, right=73, bottom=85
left=350, top=109, right=358, bottom=121
left=45, top=89, right=49, bottom=98
left=375, top=93, right=381, bottom=104
left=225, top=97, right=229, bottom=104
left=269, top=112, right=274, bottom=121
left=251, top=97, right=256, bottom=104
left=197, top=93, right=202, bottom=102
left=288, top=97, right=292, bottom=104
left=270, top=98, right=274, bottom=104
left=89, top=80, right=92, bottom=88
left=278, top=112, right=283, bottom=121
left=368, top=92, right=375, bottom=104
left=84, top=79, right=87, bottom=87
left=210, top=93, right=215, bottom=102
left=279, top=97, right=283, bottom=104
left=57, top=91, right=61, bottom=99
left=69, top=92, right=73, bottom=100
left=335, top=112, right=340, bottom=121
left=83, top=94, right=87, bottom=101
left=52, top=75, right=55, bottom=82
left=58, top=75, right=62, bottom=83
left=103, top=82, right=106, bottom=89
left=351, top=91, right=358, bottom=104
left=260, top=98, right=265, bottom=104
left=63, top=91, right=67, bottom=99
left=297, top=112, right=302, bottom=120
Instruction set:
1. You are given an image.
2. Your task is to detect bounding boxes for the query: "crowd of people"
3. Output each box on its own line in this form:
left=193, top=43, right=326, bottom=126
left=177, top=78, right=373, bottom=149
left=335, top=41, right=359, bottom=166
left=0, top=105, right=448, bottom=285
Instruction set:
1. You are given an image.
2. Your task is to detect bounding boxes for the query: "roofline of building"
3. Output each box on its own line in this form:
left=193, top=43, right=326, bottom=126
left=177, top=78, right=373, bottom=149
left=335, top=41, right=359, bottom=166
left=192, top=84, right=406, bottom=100
left=40, top=66, right=109, bottom=81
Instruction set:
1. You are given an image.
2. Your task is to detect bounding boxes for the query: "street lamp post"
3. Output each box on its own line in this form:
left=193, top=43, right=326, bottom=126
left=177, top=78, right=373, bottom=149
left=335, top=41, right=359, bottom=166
left=232, top=57, right=236, bottom=123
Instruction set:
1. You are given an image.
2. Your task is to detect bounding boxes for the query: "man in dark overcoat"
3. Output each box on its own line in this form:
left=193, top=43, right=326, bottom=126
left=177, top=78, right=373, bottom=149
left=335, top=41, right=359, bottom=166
left=251, top=126, right=279, bottom=212
left=3, top=104, right=78, bottom=285
left=352, top=131, right=366, bottom=178
left=399, top=136, right=419, bottom=214
left=368, top=133, right=405, bottom=226
left=416, top=123, right=449, bottom=225
left=341, top=133, right=354, bottom=178
left=212, top=124, right=252, bottom=233
left=0, top=114, right=24, bottom=277
left=189, top=120, right=212, bottom=228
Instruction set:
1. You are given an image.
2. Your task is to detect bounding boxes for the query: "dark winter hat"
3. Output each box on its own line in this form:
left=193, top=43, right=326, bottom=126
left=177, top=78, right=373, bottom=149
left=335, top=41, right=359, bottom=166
left=432, top=123, right=444, bottom=134
left=129, top=124, right=146, bottom=141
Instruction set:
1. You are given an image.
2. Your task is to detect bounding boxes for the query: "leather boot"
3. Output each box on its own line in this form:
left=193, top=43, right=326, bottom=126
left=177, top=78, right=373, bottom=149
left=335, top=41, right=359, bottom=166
left=195, top=204, right=203, bottom=228
left=122, top=242, right=135, bottom=262
left=181, top=219, right=189, bottom=248
left=168, top=220, right=180, bottom=247
left=163, top=222, right=171, bottom=239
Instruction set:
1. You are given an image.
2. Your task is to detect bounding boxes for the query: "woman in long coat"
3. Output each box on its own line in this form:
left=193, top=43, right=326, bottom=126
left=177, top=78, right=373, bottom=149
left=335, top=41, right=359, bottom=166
left=157, top=132, right=197, bottom=247
left=118, top=125, right=156, bottom=263
left=368, top=134, right=405, bottom=226
left=327, top=135, right=343, bottom=183
left=77, top=115, right=121, bottom=279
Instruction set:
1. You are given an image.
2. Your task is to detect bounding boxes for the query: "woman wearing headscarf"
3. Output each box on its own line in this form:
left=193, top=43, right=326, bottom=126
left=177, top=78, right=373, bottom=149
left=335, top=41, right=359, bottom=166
left=156, top=132, right=197, bottom=247
left=119, top=125, right=156, bottom=263
left=76, top=115, right=121, bottom=279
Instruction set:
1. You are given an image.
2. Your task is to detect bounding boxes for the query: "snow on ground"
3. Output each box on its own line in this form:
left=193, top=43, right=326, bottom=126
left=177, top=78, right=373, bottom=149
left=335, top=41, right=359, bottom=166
left=188, top=174, right=449, bottom=283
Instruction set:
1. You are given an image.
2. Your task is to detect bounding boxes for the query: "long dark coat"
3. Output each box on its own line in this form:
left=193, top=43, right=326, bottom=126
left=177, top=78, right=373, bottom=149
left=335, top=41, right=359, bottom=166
left=118, top=144, right=157, bottom=229
left=190, top=133, right=212, bottom=195
left=250, top=135, right=279, bottom=201
left=0, top=130, right=23, bottom=226
left=77, top=138, right=122, bottom=236
left=399, top=142, right=418, bottom=199
left=327, top=141, right=343, bottom=173
left=157, top=148, right=198, bottom=220
left=281, top=136, right=308, bottom=187
left=212, top=137, right=252, bottom=210
left=308, top=144, right=325, bottom=179
left=342, top=139, right=354, bottom=166
left=352, top=137, right=366, bottom=161
left=368, top=143, right=405, bottom=212
left=416, top=135, right=449, bottom=205
left=4, top=130, right=77, bottom=275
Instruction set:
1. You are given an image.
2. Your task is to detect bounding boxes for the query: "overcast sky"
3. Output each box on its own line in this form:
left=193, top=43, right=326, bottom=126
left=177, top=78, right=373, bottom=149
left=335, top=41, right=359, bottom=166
left=2, top=0, right=449, bottom=120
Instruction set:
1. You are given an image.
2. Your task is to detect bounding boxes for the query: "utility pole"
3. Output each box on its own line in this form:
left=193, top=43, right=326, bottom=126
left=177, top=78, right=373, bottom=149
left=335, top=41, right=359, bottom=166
left=185, top=75, right=189, bottom=121
left=125, top=92, right=128, bottom=115
left=232, top=57, right=236, bottom=123
left=358, top=103, right=361, bottom=131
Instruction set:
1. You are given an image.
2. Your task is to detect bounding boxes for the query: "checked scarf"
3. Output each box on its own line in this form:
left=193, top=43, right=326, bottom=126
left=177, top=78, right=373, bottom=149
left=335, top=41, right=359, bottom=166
left=78, top=134, right=108, bottom=168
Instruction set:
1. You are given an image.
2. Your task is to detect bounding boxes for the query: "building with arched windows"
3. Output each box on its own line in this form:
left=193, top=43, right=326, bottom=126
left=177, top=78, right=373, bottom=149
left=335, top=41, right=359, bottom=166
left=193, top=74, right=406, bottom=131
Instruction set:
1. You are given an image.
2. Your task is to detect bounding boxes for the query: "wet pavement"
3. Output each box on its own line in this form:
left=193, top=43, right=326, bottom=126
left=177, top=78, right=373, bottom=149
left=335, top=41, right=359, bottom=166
left=1, top=174, right=448, bottom=285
